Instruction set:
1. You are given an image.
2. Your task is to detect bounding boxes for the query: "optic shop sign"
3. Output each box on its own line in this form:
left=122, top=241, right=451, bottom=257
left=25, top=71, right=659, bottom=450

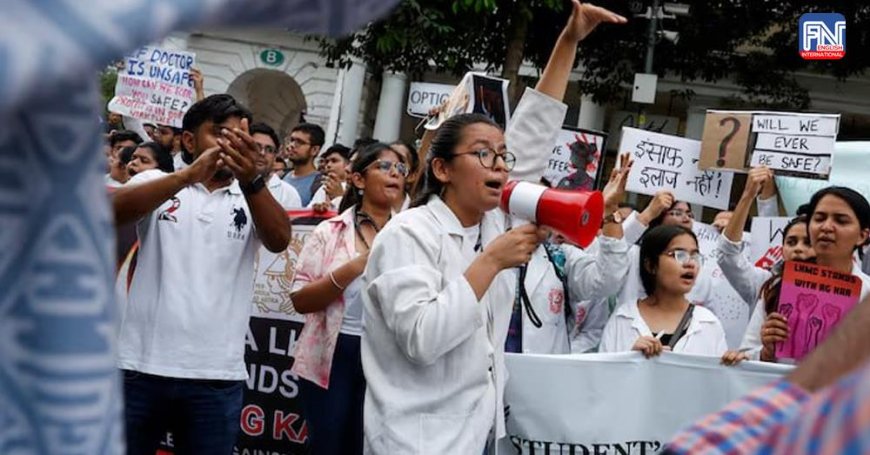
left=407, top=82, right=455, bottom=117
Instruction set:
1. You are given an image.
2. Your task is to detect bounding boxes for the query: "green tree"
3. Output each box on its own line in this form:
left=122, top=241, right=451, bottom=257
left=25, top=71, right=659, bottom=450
left=317, top=0, right=868, bottom=109
left=99, top=66, right=118, bottom=113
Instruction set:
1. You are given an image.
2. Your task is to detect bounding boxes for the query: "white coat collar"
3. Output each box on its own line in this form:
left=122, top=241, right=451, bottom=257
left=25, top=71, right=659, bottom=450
left=426, top=195, right=471, bottom=237
left=614, top=299, right=718, bottom=336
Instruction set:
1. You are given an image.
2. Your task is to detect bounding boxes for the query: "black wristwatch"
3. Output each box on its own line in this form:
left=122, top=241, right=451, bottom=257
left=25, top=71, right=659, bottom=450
left=241, top=174, right=266, bottom=196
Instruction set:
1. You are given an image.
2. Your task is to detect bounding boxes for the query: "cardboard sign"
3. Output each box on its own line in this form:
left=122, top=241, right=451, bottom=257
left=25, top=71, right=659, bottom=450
left=620, top=127, right=734, bottom=210
left=699, top=110, right=840, bottom=178
left=699, top=111, right=753, bottom=171
left=750, top=112, right=840, bottom=178
left=542, top=127, right=607, bottom=191
left=406, top=82, right=455, bottom=118
left=775, top=261, right=862, bottom=360
left=108, top=45, right=197, bottom=127
left=750, top=217, right=791, bottom=269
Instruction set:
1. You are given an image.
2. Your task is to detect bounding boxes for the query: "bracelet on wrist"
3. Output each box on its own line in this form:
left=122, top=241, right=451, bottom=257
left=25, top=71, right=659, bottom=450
left=328, top=271, right=346, bottom=291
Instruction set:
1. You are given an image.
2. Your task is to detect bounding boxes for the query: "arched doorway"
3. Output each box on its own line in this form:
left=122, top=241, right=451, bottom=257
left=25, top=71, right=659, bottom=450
left=227, top=68, right=306, bottom=137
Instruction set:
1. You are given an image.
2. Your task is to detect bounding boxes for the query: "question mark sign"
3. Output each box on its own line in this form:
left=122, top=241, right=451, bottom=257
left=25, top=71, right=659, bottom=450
left=718, top=116, right=741, bottom=167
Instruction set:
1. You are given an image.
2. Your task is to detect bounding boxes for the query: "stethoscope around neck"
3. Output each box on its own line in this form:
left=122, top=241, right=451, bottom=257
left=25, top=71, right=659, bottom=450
left=353, top=207, right=386, bottom=251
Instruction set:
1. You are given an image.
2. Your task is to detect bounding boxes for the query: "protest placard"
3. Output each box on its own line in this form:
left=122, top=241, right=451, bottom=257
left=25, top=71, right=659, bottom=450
left=608, top=111, right=679, bottom=150
left=470, top=74, right=510, bottom=129
left=108, top=45, right=197, bottom=128
left=691, top=222, right=720, bottom=264
left=775, top=261, right=862, bottom=360
left=621, top=127, right=734, bottom=210
left=542, top=127, right=607, bottom=191
left=699, top=111, right=754, bottom=171
left=750, top=217, right=791, bottom=269
left=749, top=112, right=840, bottom=178
left=406, top=82, right=455, bottom=117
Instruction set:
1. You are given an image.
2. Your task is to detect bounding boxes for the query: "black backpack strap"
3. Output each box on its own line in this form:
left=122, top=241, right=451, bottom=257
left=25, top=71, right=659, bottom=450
left=668, top=304, right=695, bottom=350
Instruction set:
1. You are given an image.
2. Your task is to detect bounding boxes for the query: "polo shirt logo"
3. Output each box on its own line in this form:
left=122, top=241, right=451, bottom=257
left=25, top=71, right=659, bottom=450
left=228, top=206, right=248, bottom=240
left=158, top=197, right=181, bottom=223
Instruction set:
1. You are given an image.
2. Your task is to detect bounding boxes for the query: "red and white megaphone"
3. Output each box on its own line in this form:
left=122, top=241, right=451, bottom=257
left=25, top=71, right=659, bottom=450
left=500, top=181, right=603, bottom=248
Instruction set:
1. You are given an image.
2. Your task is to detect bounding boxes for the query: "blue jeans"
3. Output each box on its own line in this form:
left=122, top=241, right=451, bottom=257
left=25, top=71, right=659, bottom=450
left=298, top=333, right=365, bottom=455
left=122, top=370, right=244, bottom=455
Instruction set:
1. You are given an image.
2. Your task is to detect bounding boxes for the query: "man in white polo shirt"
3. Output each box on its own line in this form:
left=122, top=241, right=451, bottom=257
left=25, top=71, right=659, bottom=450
left=112, top=94, right=291, bottom=455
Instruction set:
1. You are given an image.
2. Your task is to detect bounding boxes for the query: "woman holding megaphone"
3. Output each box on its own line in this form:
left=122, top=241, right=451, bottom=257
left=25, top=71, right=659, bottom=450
left=360, top=2, right=626, bottom=453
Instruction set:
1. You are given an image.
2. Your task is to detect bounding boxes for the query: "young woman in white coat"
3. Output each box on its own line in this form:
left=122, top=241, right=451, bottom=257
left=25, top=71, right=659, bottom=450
left=360, top=4, right=626, bottom=453
left=507, top=155, right=633, bottom=355
left=600, top=225, right=728, bottom=357
left=290, top=143, right=407, bottom=454
left=615, top=188, right=780, bottom=348
left=717, top=167, right=816, bottom=364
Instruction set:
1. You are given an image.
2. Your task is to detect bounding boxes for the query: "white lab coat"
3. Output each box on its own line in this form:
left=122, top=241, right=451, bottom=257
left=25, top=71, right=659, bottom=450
left=599, top=299, right=728, bottom=356
left=717, top=235, right=773, bottom=358
left=518, top=237, right=630, bottom=354
left=612, top=196, right=779, bottom=348
left=361, top=87, right=566, bottom=454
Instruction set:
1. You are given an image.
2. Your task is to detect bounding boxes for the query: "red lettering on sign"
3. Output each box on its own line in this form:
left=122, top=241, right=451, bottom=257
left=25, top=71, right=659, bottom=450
left=241, top=405, right=265, bottom=436
left=273, top=411, right=307, bottom=443
left=755, top=245, right=783, bottom=270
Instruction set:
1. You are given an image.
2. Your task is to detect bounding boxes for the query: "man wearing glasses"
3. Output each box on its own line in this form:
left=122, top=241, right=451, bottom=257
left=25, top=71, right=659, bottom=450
left=251, top=122, right=302, bottom=209
left=282, top=123, right=325, bottom=205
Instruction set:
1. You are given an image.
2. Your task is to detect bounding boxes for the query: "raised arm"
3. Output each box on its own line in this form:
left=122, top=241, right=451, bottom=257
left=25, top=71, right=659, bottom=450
left=534, top=1, right=626, bottom=100
left=717, top=167, right=774, bottom=305
left=509, top=1, right=625, bottom=183
left=724, top=167, right=772, bottom=243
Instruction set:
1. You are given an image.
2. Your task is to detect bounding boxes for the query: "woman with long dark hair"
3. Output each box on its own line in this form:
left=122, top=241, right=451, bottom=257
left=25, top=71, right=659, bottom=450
left=361, top=3, right=626, bottom=452
left=290, top=142, right=407, bottom=454
left=755, top=185, right=870, bottom=362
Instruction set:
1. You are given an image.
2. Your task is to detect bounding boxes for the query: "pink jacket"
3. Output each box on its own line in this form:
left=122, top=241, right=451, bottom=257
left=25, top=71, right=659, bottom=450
left=290, top=208, right=357, bottom=389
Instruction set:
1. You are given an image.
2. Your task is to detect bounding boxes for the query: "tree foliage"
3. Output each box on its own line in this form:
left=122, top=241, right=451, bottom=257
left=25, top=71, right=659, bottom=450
left=316, top=0, right=869, bottom=109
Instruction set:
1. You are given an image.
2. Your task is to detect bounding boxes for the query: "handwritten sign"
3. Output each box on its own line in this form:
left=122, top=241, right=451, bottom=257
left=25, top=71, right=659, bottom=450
left=750, top=217, right=791, bottom=269
left=620, top=127, right=734, bottom=210
left=108, top=45, right=197, bottom=128
left=699, top=111, right=753, bottom=171
left=607, top=111, right=679, bottom=150
left=543, top=127, right=607, bottom=191
left=750, top=112, right=840, bottom=178
left=691, top=222, right=721, bottom=264
left=775, top=261, right=862, bottom=360
left=407, top=82, right=455, bottom=118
